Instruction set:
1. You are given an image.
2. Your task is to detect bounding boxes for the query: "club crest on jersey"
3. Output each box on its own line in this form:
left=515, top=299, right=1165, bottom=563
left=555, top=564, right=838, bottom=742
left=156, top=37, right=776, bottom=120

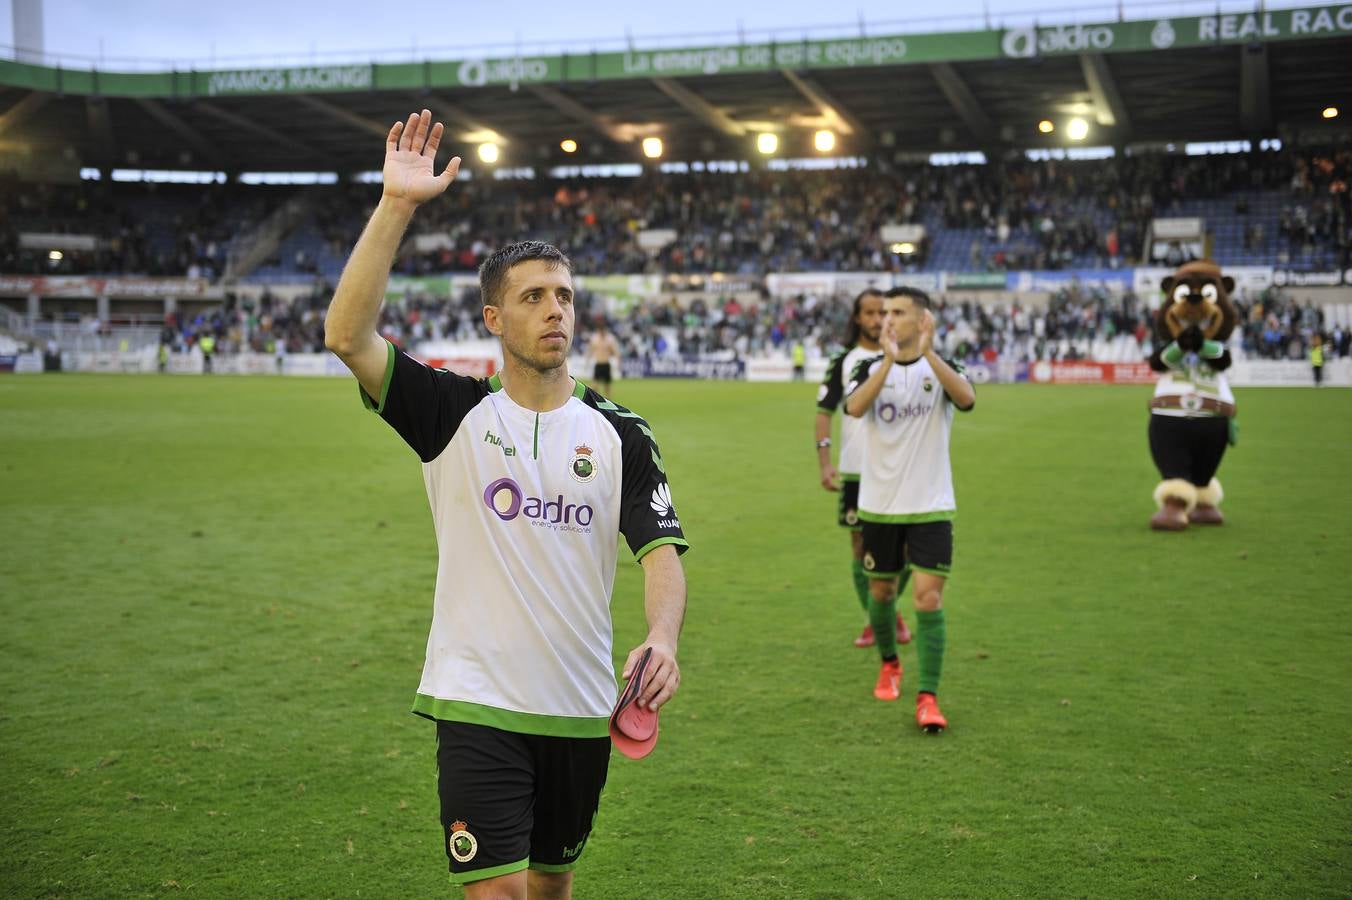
left=569, top=444, right=598, bottom=483
left=448, top=821, right=478, bottom=863
left=923, top=377, right=935, bottom=392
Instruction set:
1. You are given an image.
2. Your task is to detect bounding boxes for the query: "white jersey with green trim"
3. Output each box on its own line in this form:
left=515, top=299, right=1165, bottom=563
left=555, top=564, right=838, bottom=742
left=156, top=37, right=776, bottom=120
left=848, top=354, right=966, bottom=521
left=359, top=342, right=688, bottom=738
left=816, top=344, right=878, bottom=477
left=1152, top=361, right=1234, bottom=418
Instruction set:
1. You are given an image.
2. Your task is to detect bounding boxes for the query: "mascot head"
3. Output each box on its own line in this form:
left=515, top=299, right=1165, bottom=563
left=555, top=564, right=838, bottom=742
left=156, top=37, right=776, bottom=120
left=1156, top=259, right=1238, bottom=343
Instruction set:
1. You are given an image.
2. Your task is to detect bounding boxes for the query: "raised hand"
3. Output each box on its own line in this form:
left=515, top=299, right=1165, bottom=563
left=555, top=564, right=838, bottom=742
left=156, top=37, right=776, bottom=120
left=383, top=109, right=461, bottom=206
left=881, top=322, right=901, bottom=360
left=918, top=310, right=936, bottom=357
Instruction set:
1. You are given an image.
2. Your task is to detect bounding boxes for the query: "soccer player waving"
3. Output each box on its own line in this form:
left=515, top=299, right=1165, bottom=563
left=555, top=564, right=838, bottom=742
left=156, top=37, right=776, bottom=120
left=325, top=110, right=689, bottom=898
left=844, top=287, right=974, bottom=733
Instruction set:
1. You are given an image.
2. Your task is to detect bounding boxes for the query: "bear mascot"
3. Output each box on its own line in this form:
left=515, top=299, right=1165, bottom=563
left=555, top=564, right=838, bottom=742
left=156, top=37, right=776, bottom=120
left=1146, top=259, right=1239, bottom=531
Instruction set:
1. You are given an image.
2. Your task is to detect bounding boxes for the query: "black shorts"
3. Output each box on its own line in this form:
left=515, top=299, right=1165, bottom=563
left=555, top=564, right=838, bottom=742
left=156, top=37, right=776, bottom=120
left=436, top=720, right=611, bottom=885
left=1148, top=414, right=1229, bottom=486
left=838, top=479, right=862, bottom=530
left=860, top=519, right=953, bottom=579
left=592, top=362, right=613, bottom=383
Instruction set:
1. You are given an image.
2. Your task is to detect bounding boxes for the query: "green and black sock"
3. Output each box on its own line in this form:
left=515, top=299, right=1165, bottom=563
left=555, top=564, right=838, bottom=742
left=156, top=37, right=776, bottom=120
left=850, top=559, right=870, bottom=614
left=915, top=608, right=946, bottom=695
left=869, top=587, right=898, bottom=660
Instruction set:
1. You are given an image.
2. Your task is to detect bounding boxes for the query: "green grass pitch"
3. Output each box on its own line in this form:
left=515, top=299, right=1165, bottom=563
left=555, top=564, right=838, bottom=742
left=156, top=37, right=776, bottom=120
left=2, top=373, right=1350, bottom=898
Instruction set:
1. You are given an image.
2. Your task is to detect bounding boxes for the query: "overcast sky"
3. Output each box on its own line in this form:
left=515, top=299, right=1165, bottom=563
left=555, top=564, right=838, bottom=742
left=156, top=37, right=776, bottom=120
left=1, top=0, right=1322, bottom=69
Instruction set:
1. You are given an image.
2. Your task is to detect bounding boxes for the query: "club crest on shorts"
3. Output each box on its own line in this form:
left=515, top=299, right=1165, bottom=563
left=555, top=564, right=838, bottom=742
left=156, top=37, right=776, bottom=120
left=846, top=509, right=859, bottom=525
left=449, top=820, right=478, bottom=863
left=569, top=444, right=598, bottom=483
left=863, top=552, right=876, bottom=570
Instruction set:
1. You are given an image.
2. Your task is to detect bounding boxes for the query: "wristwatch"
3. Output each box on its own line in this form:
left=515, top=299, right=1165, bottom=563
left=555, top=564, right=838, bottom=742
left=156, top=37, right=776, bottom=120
left=816, top=438, right=832, bottom=449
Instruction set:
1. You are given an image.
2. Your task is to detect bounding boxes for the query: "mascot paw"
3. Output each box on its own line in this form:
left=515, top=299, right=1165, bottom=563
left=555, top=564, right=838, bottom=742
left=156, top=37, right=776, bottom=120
left=1151, top=479, right=1196, bottom=531
left=1190, top=480, right=1224, bottom=525
left=1189, top=504, right=1224, bottom=525
left=1151, top=499, right=1190, bottom=531
left=1177, top=325, right=1204, bottom=353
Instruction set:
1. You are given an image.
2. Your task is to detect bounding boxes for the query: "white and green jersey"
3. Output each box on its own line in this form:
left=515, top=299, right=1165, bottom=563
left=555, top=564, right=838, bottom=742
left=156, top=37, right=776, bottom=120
left=1152, top=361, right=1234, bottom=418
left=359, top=341, right=688, bottom=738
left=817, top=345, right=878, bottom=479
left=847, top=354, right=972, bottom=522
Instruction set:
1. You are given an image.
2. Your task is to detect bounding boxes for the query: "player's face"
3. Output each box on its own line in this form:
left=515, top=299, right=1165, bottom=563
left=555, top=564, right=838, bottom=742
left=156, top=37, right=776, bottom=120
left=884, top=295, right=922, bottom=345
left=856, top=294, right=884, bottom=342
left=485, top=259, right=575, bottom=373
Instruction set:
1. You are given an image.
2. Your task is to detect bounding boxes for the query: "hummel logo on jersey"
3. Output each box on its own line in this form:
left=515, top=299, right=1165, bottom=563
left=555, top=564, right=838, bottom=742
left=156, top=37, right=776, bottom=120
left=650, top=482, right=680, bottom=529
left=483, top=429, right=516, bottom=457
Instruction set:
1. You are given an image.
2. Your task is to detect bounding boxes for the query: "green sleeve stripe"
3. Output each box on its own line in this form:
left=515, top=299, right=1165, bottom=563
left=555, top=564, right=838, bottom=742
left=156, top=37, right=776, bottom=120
left=572, top=378, right=588, bottom=399
left=634, top=536, right=690, bottom=562
left=857, top=510, right=955, bottom=524
left=411, top=695, right=610, bottom=738
left=448, top=860, right=529, bottom=885
left=817, top=404, right=837, bottom=414
left=487, top=372, right=503, bottom=392
left=359, top=339, right=396, bottom=414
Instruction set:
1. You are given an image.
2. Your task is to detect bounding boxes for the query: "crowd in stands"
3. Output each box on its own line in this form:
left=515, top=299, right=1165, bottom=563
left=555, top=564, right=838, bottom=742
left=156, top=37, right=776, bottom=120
left=0, top=178, right=261, bottom=279
left=361, top=145, right=1352, bottom=276
left=3, top=145, right=1348, bottom=279
left=151, top=276, right=1346, bottom=368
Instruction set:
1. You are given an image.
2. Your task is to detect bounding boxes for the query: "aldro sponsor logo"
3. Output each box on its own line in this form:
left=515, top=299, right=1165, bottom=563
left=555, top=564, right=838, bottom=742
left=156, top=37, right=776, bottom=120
left=874, top=400, right=934, bottom=422
left=650, top=482, right=680, bottom=530
left=483, top=477, right=594, bottom=533
left=1002, top=23, right=1115, bottom=57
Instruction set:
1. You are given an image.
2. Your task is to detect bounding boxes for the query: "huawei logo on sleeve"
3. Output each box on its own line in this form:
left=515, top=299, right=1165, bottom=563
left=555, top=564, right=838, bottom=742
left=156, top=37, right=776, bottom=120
left=650, top=482, right=680, bottom=529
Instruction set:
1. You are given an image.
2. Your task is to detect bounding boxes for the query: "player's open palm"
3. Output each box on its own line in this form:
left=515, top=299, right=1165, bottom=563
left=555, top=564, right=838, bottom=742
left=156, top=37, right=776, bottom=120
left=383, top=109, right=461, bottom=205
left=918, top=310, right=936, bottom=356
left=882, top=324, right=901, bottom=360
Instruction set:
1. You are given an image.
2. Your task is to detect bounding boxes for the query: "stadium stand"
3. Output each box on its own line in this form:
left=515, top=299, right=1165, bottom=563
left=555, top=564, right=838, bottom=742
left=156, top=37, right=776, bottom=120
left=2, top=7, right=1349, bottom=375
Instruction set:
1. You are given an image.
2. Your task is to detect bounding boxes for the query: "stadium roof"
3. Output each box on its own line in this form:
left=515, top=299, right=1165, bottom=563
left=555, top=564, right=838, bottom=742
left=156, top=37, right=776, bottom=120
left=2, top=4, right=1351, bottom=174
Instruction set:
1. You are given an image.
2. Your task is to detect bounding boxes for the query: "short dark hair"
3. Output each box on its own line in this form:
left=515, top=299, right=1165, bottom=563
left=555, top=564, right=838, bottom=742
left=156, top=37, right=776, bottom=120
left=478, top=241, right=574, bottom=308
left=884, top=286, right=932, bottom=310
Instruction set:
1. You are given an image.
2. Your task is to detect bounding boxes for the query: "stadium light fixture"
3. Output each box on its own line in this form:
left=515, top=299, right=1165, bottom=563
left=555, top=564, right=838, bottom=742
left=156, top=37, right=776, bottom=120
left=642, top=137, right=664, bottom=159
left=757, top=133, right=779, bottom=155
left=1323, top=106, right=1339, bottom=119
left=890, top=242, right=917, bottom=256
left=814, top=129, right=836, bottom=153
left=1066, top=117, right=1090, bottom=141
left=48, top=250, right=63, bottom=261
left=478, top=142, right=500, bottom=164
left=560, top=139, right=578, bottom=153
left=1038, top=119, right=1055, bottom=134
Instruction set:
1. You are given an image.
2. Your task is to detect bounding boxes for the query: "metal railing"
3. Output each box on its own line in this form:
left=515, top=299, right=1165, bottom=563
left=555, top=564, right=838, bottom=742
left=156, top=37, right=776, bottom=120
left=22, top=322, right=163, bottom=353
